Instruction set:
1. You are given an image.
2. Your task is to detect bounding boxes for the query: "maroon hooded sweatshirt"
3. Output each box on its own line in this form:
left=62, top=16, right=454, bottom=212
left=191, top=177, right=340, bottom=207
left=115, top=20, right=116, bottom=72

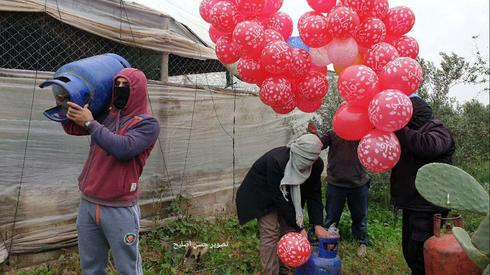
left=62, top=68, right=160, bottom=207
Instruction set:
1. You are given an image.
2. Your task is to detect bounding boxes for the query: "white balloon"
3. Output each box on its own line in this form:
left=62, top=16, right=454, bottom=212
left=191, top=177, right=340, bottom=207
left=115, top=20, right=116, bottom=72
left=326, top=37, right=359, bottom=68
left=310, top=46, right=331, bottom=66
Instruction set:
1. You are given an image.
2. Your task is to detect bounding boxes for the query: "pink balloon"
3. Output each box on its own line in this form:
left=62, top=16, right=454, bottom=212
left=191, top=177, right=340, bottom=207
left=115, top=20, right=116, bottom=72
left=237, top=0, right=266, bottom=17
left=309, top=46, right=331, bottom=66
left=368, top=89, right=413, bottom=132
left=296, top=96, right=323, bottom=113
left=233, top=21, right=266, bottom=58
left=267, top=12, right=293, bottom=40
left=272, top=99, right=296, bottom=114
left=297, top=71, right=329, bottom=100
left=209, top=25, right=225, bottom=44
left=390, top=35, right=419, bottom=59
left=287, top=48, right=312, bottom=78
left=363, top=42, right=400, bottom=73
left=200, top=0, right=220, bottom=23
left=358, top=130, right=401, bottom=173
left=338, top=65, right=379, bottom=106
left=211, top=1, right=239, bottom=33
left=343, top=0, right=389, bottom=20
left=384, top=6, right=415, bottom=37
left=326, top=38, right=359, bottom=68
left=259, top=77, right=294, bottom=107
left=354, top=18, right=386, bottom=48
left=264, top=29, right=284, bottom=44
left=298, top=15, right=332, bottom=48
left=379, top=57, right=423, bottom=95
left=326, top=7, right=360, bottom=39
left=261, top=0, right=283, bottom=16
left=306, top=0, right=336, bottom=13
left=215, top=36, right=241, bottom=64
left=261, top=41, right=293, bottom=74
left=333, top=103, right=374, bottom=141
left=237, top=57, right=268, bottom=84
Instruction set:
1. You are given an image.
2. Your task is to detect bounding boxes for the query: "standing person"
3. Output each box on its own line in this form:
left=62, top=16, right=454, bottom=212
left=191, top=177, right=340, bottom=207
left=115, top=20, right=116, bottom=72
left=236, top=134, right=330, bottom=275
left=391, top=95, right=455, bottom=275
left=308, top=123, right=370, bottom=257
left=62, top=68, right=160, bottom=274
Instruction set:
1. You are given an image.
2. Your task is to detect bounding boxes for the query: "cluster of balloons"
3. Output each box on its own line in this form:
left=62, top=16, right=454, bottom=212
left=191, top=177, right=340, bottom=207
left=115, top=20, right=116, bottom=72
left=296, top=0, right=423, bottom=173
left=200, top=0, right=329, bottom=114
left=277, top=232, right=312, bottom=267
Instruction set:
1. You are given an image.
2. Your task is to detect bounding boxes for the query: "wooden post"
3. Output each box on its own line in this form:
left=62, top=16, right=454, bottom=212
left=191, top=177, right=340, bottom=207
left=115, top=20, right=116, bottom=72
left=161, top=17, right=170, bottom=82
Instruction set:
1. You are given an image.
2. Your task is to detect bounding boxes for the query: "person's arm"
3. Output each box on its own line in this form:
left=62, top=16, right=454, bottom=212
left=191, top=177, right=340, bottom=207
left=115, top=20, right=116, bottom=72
left=307, top=123, right=331, bottom=150
left=397, top=123, right=453, bottom=159
left=87, top=117, right=160, bottom=161
left=61, top=119, right=89, bottom=136
left=268, top=159, right=301, bottom=231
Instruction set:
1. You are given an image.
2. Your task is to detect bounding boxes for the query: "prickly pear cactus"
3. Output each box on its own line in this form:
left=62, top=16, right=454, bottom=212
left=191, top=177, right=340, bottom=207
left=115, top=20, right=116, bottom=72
left=453, top=227, right=489, bottom=270
left=472, top=213, right=490, bottom=256
left=415, top=163, right=489, bottom=214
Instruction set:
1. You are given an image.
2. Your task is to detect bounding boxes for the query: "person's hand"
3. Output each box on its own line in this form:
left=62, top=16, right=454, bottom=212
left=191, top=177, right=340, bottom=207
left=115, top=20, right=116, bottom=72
left=307, top=122, right=319, bottom=137
left=67, top=102, right=94, bottom=127
left=299, top=228, right=308, bottom=239
left=314, top=225, right=330, bottom=239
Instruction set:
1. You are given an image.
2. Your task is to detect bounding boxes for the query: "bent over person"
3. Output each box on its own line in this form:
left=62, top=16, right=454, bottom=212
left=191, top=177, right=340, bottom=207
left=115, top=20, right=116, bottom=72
left=236, top=134, right=329, bottom=275
left=62, top=68, right=160, bottom=274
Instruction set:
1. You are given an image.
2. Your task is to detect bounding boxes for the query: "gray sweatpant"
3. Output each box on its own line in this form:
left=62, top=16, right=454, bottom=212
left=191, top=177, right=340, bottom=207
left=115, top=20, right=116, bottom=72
left=76, top=198, right=143, bottom=275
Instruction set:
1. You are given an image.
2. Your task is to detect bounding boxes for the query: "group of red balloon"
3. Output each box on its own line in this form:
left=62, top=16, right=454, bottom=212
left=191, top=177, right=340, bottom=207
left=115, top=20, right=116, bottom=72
left=200, top=0, right=329, bottom=114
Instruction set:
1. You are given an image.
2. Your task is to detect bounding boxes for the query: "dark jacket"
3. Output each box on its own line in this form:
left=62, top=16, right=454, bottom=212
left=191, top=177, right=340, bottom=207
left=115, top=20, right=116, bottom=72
left=62, top=68, right=160, bottom=207
left=390, top=119, right=455, bottom=211
left=321, top=130, right=370, bottom=188
left=235, top=146, right=324, bottom=231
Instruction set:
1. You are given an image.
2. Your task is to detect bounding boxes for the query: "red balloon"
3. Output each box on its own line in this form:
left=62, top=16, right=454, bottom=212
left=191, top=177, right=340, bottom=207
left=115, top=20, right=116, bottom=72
left=259, top=77, right=293, bottom=107
left=338, top=65, right=379, bottom=106
left=209, top=25, right=225, bottom=44
left=298, top=15, right=332, bottom=48
left=306, top=0, right=336, bottom=13
left=310, top=64, right=327, bottom=75
left=267, top=12, right=293, bottom=40
left=296, top=96, right=323, bottom=113
left=358, top=130, right=401, bottom=173
left=363, top=42, right=400, bottom=73
left=344, top=0, right=389, bottom=20
left=252, top=16, right=270, bottom=28
left=326, top=6, right=360, bottom=39
left=298, top=11, right=322, bottom=28
left=215, top=36, right=241, bottom=64
left=237, top=0, right=266, bottom=17
left=264, top=29, right=284, bottom=45
left=237, top=57, right=267, bottom=84
left=200, top=0, right=220, bottom=23
left=379, top=57, right=423, bottom=95
left=368, top=89, right=413, bottom=132
left=278, top=232, right=312, bottom=267
left=333, top=103, right=374, bottom=141
left=233, top=21, right=266, bottom=58
left=287, top=48, right=312, bottom=78
left=261, top=41, right=292, bottom=74
left=297, top=71, right=329, bottom=100
left=354, top=18, right=386, bottom=48
left=272, top=99, right=296, bottom=114
left=211, top=1, right=239, bottom=33
left=390, top=35, right=419, bottom=59
left=384, top=6, right=415, bottom=37
left=261, top=0, right=283, bottom=16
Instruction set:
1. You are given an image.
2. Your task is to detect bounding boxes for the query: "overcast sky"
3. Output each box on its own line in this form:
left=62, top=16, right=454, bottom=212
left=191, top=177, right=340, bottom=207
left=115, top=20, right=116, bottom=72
left=133, top=0, right=489, bottom=104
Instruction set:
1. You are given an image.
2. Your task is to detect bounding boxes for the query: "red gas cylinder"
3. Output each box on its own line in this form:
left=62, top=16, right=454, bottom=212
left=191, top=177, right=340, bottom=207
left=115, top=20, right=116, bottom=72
left=424, top=214, right=482, bottom=275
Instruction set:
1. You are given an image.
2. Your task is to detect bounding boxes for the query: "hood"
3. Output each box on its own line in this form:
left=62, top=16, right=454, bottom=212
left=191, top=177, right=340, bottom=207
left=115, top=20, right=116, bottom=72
left=111, top=68, right=150, bottom=117
left=407, top=96, right=434, bottom=130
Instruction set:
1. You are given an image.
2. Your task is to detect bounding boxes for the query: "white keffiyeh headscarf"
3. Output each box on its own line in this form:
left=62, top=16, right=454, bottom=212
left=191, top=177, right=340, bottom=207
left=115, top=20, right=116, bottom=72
left=280, top=134, right=323, bottom=228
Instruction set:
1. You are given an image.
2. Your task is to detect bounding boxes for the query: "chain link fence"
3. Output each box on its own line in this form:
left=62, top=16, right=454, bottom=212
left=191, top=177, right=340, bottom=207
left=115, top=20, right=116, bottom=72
left=0, top=11, right=257, bottom=92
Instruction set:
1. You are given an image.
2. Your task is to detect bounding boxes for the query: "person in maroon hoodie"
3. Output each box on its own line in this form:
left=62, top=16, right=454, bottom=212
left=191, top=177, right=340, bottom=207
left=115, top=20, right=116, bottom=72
left=62, top=68, right=160, bottom=274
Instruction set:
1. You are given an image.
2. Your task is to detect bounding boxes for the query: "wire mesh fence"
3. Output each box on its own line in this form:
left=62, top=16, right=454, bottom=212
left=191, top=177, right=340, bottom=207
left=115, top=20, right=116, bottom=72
left=0, top=11, right=257, bottom=92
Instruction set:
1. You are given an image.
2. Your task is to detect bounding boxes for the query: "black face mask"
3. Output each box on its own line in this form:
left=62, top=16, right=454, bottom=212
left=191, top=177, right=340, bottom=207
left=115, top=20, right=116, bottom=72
left=113, top=86, right=130, bottom=109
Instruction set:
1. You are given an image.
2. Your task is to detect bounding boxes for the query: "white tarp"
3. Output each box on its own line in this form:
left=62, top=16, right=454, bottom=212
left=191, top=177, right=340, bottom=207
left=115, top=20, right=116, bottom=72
left=0, top=68, right=305, bottom=262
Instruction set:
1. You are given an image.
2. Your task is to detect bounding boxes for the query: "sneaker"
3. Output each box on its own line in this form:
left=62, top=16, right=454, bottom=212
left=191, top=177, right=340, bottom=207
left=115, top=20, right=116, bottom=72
left=357, top=244, right=367, bottom=257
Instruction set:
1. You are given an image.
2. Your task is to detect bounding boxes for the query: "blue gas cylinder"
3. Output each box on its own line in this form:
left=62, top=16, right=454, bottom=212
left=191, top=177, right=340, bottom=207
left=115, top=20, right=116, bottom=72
left=296, top=227, right=342, bottom=275
left=40, top=53, right=131, bottom=122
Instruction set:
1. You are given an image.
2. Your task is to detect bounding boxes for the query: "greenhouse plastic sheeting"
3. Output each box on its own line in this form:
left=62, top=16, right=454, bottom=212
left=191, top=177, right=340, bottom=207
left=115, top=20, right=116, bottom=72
left=0, top=69, right=305, bottom=262
left=0, top=0, right=216, bottom=60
